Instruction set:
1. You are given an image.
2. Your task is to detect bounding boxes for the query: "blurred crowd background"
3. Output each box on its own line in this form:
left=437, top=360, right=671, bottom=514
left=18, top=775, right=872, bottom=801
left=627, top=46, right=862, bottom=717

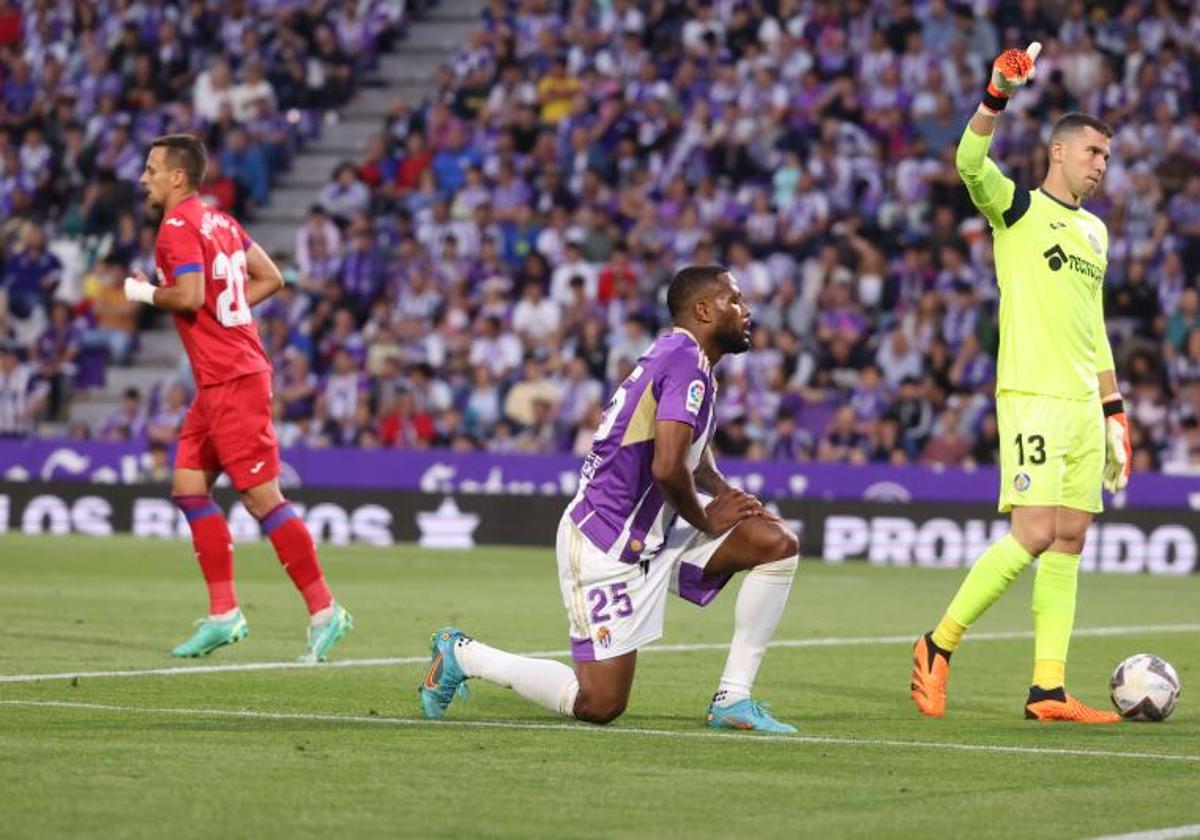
left=2, top=0, right=1200, bottom=476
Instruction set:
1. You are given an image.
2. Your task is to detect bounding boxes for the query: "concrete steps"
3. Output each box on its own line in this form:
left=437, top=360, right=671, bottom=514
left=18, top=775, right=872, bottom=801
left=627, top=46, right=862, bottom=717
left=71, top=1, right=483, bottom=430
left=245, top=2, right=479, bottom=254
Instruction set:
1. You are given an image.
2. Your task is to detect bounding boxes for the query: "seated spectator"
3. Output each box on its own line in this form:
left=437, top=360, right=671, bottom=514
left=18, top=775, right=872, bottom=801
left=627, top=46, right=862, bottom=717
left=99, top=387, right=147, bottom=441
left=817, top=406, right=869, bottom=464
left=921, top=405, right=971, bottom=466
left=0, top=342, right=48, bottom=437
left=2, top=222, right=60, bottom=321
left=147, top=382, right=190, bottom=444
left=34, top=301, right=81, bottom=420
left=319, top=163, right=371, bottom=224
left=85, top=258, right=138, bottom=366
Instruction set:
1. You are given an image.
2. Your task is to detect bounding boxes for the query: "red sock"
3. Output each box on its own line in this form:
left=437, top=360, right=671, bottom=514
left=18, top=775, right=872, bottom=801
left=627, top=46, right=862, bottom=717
left=260, top=503, right=332, bottom=614
left=173, top=495, right=237, bottom=615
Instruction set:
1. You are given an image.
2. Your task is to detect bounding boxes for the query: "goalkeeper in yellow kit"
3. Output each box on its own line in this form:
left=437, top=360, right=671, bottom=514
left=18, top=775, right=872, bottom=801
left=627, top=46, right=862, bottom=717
left=910, top=43, right=1133, bottom=724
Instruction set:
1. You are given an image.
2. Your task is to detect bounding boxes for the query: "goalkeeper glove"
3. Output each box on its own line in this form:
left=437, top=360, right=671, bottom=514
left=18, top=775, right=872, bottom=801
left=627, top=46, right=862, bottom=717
left=981, top=42, right=1041, bottom=113
left=1102, top=395, right=1132, bottom=493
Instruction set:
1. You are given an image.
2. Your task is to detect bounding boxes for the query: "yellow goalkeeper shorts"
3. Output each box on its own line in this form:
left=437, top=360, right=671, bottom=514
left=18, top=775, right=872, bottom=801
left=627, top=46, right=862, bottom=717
left=996, top=390, right=1105, bottom=514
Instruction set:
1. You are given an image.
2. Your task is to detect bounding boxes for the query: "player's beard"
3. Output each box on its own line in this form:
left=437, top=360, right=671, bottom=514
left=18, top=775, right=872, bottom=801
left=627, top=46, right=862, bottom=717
left=715, top=319, right=752, bottom=355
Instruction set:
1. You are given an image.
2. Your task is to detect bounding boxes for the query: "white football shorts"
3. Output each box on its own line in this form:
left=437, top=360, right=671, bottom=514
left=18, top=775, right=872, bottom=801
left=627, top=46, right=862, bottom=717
left=556, top=502, right=735, bottom=662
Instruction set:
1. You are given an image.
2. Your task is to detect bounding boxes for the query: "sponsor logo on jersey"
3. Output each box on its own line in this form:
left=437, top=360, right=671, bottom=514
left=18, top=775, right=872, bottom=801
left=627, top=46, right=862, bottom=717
left=686, top=380, right=705, bottom=415
left=1042, top=244, right=1104, bottom=283
left=165, top=218, right=185, bottom=227
left=1013, top=472, right=1032, bottom=492
left=249, top=460, right=266, bottom=475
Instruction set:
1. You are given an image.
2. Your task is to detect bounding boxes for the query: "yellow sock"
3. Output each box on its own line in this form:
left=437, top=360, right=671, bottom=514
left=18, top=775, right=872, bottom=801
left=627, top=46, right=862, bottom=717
left=1031, top=550, right=1079, bottom=690
left=1032, top=659, right=1066, bottom=689
left=931, top=614, right=966, bottom=652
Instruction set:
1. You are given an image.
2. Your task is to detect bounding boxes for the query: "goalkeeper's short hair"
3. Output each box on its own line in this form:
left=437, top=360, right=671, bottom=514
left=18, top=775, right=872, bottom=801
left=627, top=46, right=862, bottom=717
left=1050, top=112, right=1114, bottom=142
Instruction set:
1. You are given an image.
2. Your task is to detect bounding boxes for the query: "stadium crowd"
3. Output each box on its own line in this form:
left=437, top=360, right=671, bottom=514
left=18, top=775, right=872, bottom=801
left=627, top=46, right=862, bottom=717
left=2, top=0, right=1200, bottom=476
left=0, top=0, right=403, bottom=422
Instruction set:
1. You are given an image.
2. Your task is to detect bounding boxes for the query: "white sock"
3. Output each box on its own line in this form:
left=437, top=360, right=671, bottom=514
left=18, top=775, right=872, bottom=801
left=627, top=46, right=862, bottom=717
left=715, top=554, right=798, bottom=704
left=309, top=604, right=334, bottom=626
left=210, top=607, right=241, bottom=621
left=455, top=638, right=579, bottom=718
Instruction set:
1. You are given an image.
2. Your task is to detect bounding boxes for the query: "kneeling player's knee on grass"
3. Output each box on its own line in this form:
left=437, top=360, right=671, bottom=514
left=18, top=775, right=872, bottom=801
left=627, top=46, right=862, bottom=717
left=575, top=694, right=627, bottom=725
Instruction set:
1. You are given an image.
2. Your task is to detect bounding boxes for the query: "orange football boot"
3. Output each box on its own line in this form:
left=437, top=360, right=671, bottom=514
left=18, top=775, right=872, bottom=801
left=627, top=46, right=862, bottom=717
left=911, top=633, right=952, bottom=718
left=1024, top=687, right=1121, bottom=724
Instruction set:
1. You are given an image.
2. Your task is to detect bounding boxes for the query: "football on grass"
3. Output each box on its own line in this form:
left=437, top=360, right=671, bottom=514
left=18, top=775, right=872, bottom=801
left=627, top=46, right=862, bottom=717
left=1109, top=654, right=1181, bottom=721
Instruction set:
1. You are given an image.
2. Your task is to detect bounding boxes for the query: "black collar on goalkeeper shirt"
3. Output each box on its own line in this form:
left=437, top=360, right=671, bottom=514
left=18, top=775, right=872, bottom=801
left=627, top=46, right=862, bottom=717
left=1038, top=186, right=1081, bottom=211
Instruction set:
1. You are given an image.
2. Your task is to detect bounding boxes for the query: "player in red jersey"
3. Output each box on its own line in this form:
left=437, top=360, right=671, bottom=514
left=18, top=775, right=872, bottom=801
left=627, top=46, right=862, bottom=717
left=125, top=134, right=351, bottom=661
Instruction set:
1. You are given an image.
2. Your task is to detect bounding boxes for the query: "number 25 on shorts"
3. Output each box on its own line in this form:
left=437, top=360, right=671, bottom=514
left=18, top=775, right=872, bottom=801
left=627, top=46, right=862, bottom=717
left=1014, top=432, right=1046, bottom=465
left=587, top=582, right=633, bottom=624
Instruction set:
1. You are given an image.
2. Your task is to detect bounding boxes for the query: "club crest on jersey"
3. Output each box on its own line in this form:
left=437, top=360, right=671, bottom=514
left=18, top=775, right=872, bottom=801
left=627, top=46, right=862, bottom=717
left=1086, top=231, right=1103, bottom=254
left=1013, top=472, right=1032, bottom=493
left=686, top=380, right=705, bottom=415
left=596, top=626, right=612, bottom=649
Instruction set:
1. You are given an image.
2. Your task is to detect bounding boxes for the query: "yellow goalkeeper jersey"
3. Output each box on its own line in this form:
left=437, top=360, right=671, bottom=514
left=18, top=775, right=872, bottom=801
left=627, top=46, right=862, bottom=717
left=956, top=125, right=1115, bottom=401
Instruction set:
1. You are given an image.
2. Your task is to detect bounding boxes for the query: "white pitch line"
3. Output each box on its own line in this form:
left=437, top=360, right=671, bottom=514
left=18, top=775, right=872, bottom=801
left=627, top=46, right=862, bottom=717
left=2, top=623, right=1198, bottom=685
left=4, top=699, right=1200, bottom=765
left=1084, top=825, right=1200, bottom=840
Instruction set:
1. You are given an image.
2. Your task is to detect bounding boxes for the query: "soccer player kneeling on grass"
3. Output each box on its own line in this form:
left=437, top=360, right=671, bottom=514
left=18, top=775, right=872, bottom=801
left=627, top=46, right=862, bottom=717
left=420, top=266, right=801, bottom=732
left=910, top=44, right=1130, bottom=724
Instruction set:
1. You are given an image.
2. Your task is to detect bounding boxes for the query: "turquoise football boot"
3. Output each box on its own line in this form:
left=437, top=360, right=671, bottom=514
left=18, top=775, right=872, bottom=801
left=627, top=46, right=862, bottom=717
left=298, top=602, right=353, bottom=663
left=418, top=627, right=470, bottom=719
left=705, top=698, right=798, bottom=734
left=171, top=610, right=249, bottom=657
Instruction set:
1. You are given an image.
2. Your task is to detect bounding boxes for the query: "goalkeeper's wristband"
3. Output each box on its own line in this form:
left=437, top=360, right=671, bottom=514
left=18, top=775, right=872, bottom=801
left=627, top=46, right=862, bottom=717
left=1103, top=397, right=1125, bottom=417
left=981, top=84, right=1009, bottom=113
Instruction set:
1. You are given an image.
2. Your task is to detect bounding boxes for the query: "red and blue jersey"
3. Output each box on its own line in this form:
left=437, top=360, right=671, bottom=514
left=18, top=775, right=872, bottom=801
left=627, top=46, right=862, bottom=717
left=154, top=195, right=271, bottom=388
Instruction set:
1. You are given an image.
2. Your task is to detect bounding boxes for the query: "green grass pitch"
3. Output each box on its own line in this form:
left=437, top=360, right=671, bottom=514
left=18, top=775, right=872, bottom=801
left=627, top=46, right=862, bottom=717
left=1, top=533, right=1197, bottom=839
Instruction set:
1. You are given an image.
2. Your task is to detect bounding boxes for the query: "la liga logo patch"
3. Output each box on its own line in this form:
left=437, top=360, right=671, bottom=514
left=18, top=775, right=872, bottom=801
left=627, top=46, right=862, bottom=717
left=1013, top=472, right=1032, bottom=492
left=686, top=380, right=705, bottom=415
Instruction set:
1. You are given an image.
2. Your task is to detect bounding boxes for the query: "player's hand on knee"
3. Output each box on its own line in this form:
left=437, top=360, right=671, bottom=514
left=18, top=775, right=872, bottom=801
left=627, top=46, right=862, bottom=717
left=704, top=487, right=761, bottom=536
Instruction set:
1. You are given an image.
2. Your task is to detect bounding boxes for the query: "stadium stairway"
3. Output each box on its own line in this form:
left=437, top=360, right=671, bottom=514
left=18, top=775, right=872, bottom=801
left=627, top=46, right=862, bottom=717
left=65, top=0, right=479, bottom=435
left=247, top=0, right=480, bottom=256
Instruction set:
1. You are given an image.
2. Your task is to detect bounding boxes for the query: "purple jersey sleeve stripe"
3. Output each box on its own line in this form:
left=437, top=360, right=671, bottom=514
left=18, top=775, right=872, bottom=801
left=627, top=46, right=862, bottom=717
left=173, top=262, right=203, bottom=277
left=260, top=502, right=299, bottom=535
left=619, top=483, right=665, bottom=563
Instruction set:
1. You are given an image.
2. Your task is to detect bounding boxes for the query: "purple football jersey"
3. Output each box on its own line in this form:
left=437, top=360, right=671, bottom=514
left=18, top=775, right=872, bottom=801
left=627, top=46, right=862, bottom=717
left=567, top=329, right=717, bottom=563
